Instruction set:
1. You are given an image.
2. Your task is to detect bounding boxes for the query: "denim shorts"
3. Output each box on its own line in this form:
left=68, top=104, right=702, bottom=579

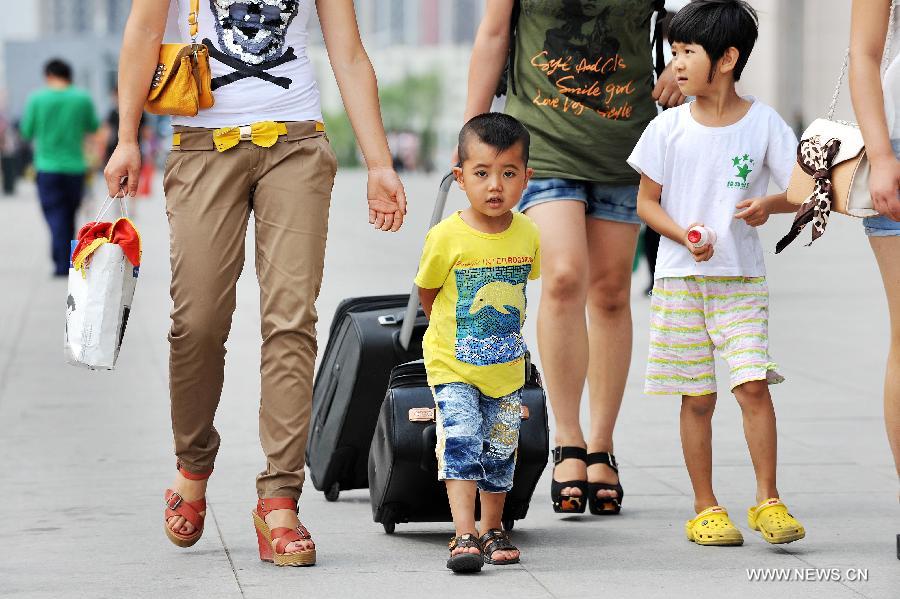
left=517, top=177, right=641, bottom=225
left=433, top=383, right=521, bottom=493
left=863, top=139, right=900, bottom=237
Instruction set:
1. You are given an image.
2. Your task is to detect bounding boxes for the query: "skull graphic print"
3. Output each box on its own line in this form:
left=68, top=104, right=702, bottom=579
left=205, top=0, right=300, bottom=89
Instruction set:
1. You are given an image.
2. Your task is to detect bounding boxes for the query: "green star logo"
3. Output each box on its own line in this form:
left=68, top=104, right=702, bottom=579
left=727, top=153, right=754, bottom=188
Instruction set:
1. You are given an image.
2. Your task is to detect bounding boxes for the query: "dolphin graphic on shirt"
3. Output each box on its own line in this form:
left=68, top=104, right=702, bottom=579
left=468, top=281, right=526, bottom=323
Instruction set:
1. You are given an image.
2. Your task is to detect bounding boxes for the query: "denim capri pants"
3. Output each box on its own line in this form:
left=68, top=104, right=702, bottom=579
left=433, top=383, right=522, bottom=493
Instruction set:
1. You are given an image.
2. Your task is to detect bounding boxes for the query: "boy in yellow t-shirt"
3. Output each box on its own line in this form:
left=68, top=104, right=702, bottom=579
left=415, top=113, right=540, bottom=574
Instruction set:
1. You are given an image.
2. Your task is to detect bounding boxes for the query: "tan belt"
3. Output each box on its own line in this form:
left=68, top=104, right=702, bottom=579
left=172, top=120, right=325, bottom=151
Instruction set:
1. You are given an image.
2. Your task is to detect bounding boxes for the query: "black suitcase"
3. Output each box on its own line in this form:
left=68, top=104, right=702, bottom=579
left=305, top=295, right=427, bottom=501
left=368, top=359, right=550, bottom=534
left=306, top=174, right=458, bottom=501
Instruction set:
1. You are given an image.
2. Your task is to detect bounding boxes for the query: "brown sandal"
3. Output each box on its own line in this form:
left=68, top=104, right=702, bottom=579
left=163, top=465, right=212, bottom=548
left=252, top=497, right=316, bottom=567
left=447, top=533, right=483, bottom=573
left=479, top=528, right=520, bottom=565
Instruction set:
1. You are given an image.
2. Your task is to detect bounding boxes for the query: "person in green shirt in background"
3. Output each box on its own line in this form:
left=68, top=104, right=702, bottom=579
left=21, top=59, right=99, bottom=277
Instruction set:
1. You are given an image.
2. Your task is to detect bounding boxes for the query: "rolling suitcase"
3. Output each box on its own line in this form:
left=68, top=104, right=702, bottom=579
left=367, top=359, right=550, bottom=534
left=305, top=174, right=457, bottom=501
left=305, top=295, right=427, bottom=501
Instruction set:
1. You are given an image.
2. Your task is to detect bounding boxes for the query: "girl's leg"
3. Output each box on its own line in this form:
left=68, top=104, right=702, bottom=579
left=732, top=380, right=779, bottom=504
left=585, top=218, right=640, bottom=495
left=681, top=393, right=719, bottom=512
left=524, top=201, right=590, bottom=494
left=871, top=237, right=900, bottom=477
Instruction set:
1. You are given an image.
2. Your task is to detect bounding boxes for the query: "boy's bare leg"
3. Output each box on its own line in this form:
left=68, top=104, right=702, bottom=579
left=445, top=480, right=480, bottom=556
left=681, top=393, right=719, bottom=512
left=478, top=490, right=519, bottom=561
left=732, top=380, right=779, bottom=504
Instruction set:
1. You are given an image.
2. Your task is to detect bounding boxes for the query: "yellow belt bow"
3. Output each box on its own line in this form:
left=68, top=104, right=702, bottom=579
left=212, top=121, right=288, bottom=152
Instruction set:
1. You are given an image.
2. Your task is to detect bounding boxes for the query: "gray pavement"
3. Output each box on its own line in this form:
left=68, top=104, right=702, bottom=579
left=0, top=171, right=897, bottom=599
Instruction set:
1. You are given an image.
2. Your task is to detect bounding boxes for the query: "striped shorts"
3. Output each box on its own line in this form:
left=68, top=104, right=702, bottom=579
left=645, top=276, right=784, bottom=396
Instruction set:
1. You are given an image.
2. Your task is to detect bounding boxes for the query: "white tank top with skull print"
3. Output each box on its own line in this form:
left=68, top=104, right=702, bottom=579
left=166, top=0, right=321, bottom=127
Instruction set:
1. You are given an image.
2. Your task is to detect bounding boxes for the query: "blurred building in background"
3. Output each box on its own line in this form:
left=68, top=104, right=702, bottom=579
left=3, top=0, right=129, bottom=120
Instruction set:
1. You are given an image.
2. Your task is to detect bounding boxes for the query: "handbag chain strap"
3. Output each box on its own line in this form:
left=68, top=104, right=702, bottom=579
left=827, top=0, right=896, bottom=121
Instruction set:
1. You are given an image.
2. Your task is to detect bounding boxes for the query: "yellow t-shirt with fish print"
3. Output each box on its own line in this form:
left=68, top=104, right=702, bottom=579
left=414, top=211, right=541, bottom=398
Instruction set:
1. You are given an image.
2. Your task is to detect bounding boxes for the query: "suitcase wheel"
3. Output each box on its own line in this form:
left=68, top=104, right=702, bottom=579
left=383, top=521, right=396, bottom=535
left=502, top=519, right=514, bottom=532
left=324, top=482, right=340, bottom=502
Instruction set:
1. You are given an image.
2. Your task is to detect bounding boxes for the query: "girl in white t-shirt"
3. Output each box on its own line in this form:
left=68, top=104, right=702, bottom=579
left=628, top=0, right=806, bottom=547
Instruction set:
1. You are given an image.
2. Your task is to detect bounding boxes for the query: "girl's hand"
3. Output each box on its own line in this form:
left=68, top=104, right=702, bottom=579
left=734, top=197, right=770, bottom=227
left=367, top=167, right=407, bottom=232
left=684, top=222, right=714, bottom=262
left=869, top=156, right=900, bottom=221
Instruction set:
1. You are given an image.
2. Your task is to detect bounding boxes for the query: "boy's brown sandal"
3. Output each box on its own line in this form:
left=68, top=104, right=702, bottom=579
left=447, top=533, right=483, bottom=573
left=479, top=529, right=520, bottom=565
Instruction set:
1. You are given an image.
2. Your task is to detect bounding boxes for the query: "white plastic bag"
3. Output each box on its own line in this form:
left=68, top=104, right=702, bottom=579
left=65, top=196, right=140, bottom=370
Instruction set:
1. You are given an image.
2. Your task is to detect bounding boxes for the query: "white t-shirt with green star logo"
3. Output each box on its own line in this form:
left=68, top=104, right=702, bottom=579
left=627, top=98, right=797, bottom=278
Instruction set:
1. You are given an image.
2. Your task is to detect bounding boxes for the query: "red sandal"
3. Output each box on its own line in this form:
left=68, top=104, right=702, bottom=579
left=252, top=497, right=316, bottom=567
left=163, top=465, right=212, bottom=548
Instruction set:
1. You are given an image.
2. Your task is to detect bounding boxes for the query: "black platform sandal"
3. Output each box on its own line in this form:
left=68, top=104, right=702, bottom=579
left=587, top=451, right=624, bottom=515
left=479, top=529, right=520, bottom=565
left=551, top=446, right=588, bottom=514
left=447, top=533, right=483, bottom=573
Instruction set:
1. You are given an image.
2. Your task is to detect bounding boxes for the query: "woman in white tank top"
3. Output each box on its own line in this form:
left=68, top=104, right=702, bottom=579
left=849, top=0, right=900, bottom=558
left=103, top=0, right=407, bottom=568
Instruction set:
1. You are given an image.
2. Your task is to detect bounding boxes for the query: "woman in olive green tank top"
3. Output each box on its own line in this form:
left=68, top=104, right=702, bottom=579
left=462, top=0, right=684, bottom=516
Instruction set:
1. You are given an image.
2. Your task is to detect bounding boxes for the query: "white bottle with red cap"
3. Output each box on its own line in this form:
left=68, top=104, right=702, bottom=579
left=687, top=225, right=717, bottom=249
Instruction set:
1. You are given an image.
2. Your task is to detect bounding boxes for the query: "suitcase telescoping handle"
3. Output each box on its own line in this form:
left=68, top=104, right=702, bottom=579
left=398, top=172, right=456, bottom=352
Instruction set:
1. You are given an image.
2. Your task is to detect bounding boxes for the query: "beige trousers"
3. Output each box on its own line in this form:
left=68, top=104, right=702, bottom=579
left=163, top=120, right=337, bottom=499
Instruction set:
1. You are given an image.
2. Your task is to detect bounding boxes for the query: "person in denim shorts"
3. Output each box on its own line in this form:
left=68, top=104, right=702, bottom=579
left=850, top=0, right=900, bottom=558
left=462, top=0, right=685, bottom=517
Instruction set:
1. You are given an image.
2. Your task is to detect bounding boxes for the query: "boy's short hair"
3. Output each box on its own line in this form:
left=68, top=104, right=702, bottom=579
left=458, top=112, right=530, bottom=165
left=669, top=0, right=758, bottom=82
left=44, top=59, right=73, bottom=82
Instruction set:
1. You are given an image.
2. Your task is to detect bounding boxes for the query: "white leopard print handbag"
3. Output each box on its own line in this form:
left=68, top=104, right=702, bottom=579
left=777, top=1, right=895, bottom=253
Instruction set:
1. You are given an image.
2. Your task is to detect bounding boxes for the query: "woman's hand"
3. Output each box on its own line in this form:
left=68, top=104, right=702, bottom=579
left=367, top=167, right=407, bottom=232
left=653, top=64, right=687, bottom=108
left=103, top=141, right=141, bottom=197
left=869, top=156, right=900, bottom=221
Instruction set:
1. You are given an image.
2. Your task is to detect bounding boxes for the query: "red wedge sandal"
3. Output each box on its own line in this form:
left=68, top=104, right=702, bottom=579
left=163, top=465, right=212, bottom=548
left=252, top=497, right=317, bottom=567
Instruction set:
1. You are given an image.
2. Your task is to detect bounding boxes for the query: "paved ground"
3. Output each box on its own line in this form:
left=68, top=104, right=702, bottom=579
left=0, top=170, right=897, bottom=599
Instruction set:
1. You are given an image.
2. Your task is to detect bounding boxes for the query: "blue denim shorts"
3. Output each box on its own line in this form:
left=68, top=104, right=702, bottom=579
left=517, top=177, right=641, bottom=225
left=433, top=383, right=521, bottom=493
left=863, top=139, right=900, bottom=237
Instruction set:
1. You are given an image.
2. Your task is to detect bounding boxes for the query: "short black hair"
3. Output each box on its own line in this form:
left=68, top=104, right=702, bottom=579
left=669, top=0, right=758, bottom=82
left=44, top=59, right=72, bottom=82
left=458, top=112, right=530, bottom=165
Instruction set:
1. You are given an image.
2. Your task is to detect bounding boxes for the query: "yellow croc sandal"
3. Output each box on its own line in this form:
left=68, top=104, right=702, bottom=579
left=685, top=506, right=744, bottom=546
left=748, top=498, right=805, bottom=544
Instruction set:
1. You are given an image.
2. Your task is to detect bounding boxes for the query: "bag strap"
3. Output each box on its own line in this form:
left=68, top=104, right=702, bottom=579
left=652, top=0, right=667, bottom=79
left=94, top=192, right=130, bottom=223
left=827, top=0, right=896, bottom=120
left=188, top=0, right=200, bottom=43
